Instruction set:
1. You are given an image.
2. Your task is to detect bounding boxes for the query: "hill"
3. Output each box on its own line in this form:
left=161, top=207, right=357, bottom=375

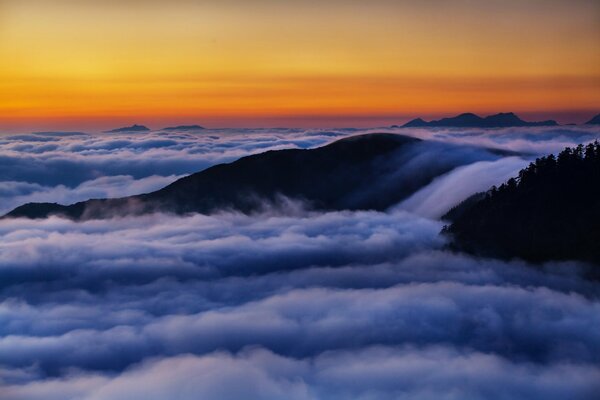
left=5, top=133, right=475, bottom=220
left=443, top=141, right=600, bottom=265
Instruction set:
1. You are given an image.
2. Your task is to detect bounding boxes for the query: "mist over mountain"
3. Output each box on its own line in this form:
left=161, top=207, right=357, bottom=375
left=444, top=141, right=600, bottom=268
left=402, top=112, right=558, bottom=128
left=3, top=133, right=508, bottom=220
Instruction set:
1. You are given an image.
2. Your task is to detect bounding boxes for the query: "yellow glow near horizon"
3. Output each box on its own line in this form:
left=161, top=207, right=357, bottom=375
left=0, top=0, right=599, bottom=130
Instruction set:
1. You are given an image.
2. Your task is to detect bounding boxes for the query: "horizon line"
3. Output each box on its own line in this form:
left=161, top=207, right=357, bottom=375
left=1, top=109, right=599, bottom=134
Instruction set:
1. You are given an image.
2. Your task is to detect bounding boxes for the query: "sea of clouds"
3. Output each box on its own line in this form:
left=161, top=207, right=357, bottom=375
left=0, top=125, right=599, bottom=399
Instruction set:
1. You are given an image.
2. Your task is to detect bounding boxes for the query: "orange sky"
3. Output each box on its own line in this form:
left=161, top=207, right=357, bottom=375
left=0, top=0, right=599, bottom=130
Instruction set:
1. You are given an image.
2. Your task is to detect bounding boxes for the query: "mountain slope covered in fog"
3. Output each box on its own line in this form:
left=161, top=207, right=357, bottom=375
left=4, top=133, right=506, bottom=220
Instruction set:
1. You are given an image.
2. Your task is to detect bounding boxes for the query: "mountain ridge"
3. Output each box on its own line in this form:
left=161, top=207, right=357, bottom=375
left=3, top=133, right=506, bottom=221
left=402, top=112, right=558, bottom=128
left=4, top=134, right=421, bottom=220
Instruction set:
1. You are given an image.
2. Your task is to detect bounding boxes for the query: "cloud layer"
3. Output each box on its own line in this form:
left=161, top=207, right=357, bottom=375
left=1, top=126, right=599, bottom=399
left=1, top=125, right=598, bottom=213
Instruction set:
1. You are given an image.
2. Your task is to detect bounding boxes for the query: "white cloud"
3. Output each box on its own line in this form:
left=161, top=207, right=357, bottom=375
left=0, top=126, right=599, bottom=399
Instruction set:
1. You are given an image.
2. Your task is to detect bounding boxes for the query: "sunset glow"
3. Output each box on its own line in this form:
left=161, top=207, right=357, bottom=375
left=1, top=0, right=599, bottom=130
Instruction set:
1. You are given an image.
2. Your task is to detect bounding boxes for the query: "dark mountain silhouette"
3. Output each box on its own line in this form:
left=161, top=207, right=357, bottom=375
left=5, top=133, right=475, bottom=220
left=443, top=142, right=600, bottom=266
left=404, top=113, right=482, bottom=128
left=105, top=124, right=151, bottom=133
left=585, top=114, right=600, bottom=125
left=402, top=112, right=558, bottom=128
left=162, top=125, right=205, bottom=131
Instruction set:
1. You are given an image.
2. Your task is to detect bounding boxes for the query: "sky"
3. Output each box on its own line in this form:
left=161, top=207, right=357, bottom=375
left=0, top=0, right=599, bottom=131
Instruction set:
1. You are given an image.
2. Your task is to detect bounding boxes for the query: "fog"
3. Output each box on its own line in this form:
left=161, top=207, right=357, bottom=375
left=0, top=125, right=599, bottom=399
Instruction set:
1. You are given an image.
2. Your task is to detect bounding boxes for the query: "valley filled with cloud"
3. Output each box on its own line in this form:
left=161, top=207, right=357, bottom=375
left=0, top=126, right=599, bottom=399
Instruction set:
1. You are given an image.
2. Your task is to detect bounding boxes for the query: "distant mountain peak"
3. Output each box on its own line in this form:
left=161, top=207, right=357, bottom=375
left=487, top=112, right=518, bottom=119
left=105, top=124, right=150, bottom=133
left=400, top=112, right=558, bottom=128
left=484, top=112, right=522, bottom=125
